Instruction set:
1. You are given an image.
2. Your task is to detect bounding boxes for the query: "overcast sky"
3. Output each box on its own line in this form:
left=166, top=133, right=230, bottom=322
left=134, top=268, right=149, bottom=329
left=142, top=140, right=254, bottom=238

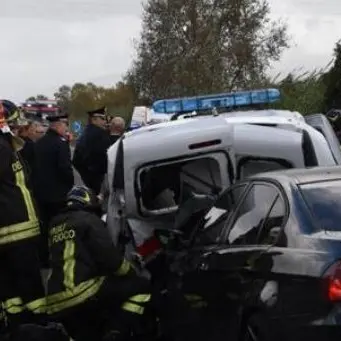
left=0, top=0, right=340, bottom=103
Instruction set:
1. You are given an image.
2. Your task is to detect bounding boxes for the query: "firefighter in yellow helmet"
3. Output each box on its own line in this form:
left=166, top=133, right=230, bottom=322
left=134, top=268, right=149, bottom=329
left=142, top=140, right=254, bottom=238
left=0, top=100, right=46, bottom=333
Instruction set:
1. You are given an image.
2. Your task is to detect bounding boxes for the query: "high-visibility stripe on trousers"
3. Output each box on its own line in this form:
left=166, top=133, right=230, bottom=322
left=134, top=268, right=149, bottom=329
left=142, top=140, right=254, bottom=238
left=121, top=294, right=151, bottom=315
left=1, top=296, right=47, bottom=316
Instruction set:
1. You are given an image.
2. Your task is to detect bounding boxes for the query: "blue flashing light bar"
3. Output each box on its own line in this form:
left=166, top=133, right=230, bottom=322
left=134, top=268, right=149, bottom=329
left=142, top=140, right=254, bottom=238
left=152, top=88, right=280, bottom=114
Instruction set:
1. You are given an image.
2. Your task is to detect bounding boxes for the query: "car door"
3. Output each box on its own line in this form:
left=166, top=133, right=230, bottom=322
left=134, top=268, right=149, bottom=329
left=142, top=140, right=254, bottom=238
left=172, top=183, right=248, bottom=297
left=172, top=181, right=286, bottom=338
left=169, top=183, right=249, bottom=341
left=305, top=113, right=341, bottom=164
left=176, top=181, right=284, bottom=293
left=208, top=181, right=286, bottom=309
left=255, top=190, right=329, bottom=329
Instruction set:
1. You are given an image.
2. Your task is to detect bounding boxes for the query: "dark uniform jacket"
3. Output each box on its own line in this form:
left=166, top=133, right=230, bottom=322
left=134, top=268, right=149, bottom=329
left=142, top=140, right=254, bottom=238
left=33, top=129, right=74, bottom=205
left=72, top=124, right=111, bottom=195
left=20, top=137, right=35, bottom=171
left=0, top=133, right=40, bottom=246
left=19, top=136, right=35, bottom=188
left=46, top=207, right=130, bottom=314
left=109, top=134, right=120, bottom=146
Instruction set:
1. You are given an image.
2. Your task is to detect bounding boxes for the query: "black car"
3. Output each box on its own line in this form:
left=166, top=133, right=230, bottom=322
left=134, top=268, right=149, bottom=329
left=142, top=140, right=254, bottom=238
left=163, top=166, right=341, bottom=341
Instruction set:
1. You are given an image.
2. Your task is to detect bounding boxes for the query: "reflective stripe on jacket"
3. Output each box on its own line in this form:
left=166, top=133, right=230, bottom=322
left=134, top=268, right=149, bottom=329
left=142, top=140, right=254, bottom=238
left=47, top=209, right=131, bottom=314
left=0, top=135, right=40, bottom=246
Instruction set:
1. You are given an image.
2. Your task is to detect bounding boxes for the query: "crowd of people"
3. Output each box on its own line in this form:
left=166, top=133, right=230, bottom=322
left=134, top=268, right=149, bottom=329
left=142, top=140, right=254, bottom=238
left=0, top=100, right=155, bottom=340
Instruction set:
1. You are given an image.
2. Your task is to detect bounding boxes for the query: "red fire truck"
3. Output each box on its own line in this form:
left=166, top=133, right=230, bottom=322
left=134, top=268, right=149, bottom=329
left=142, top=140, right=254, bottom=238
left=21, top=99, right=61, bottom=121
left=21, top=99, right=73, bottom=142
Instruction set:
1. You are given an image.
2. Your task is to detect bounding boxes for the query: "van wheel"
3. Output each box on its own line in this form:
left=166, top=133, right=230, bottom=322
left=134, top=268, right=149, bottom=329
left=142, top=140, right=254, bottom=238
left=239, top=313, right=272, bottom=341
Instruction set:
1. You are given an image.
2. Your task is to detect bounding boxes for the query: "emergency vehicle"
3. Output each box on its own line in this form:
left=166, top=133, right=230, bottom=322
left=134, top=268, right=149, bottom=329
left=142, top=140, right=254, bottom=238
left=21, top=99, right=61, bottom=121
left=106, top=89, right=341, bottom=262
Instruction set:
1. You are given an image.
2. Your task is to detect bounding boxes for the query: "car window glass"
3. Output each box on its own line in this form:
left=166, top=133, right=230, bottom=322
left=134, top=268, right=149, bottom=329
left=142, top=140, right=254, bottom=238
left=239, top=159, right=290, bottom=179
left=226, top=184, right=279, bottom=245
left=181, top=157, right=222, bottom=194
left=257, top=196, right=286, bottom=245
left=300, top=180, right=341, bottom=232
left=195, top=185, right=247, bottom=245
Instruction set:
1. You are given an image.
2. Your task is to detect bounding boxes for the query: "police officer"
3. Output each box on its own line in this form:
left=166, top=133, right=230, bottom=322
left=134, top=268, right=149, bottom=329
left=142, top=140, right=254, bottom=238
left=18, top=119, right=36, bottom=172
left=33, top=113, right=74, bottom=268
left=46, top=185, right=152, bottom=340
left=72, top=107, right=111, bottom=195
left=0, top=100, right=46, bottom=332
left=17, top=119, right=44, bottom=190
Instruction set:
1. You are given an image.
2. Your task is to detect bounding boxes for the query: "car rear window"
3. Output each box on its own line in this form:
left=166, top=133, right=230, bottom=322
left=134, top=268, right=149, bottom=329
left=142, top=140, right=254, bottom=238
left=300, top=180, right=341, bottom=231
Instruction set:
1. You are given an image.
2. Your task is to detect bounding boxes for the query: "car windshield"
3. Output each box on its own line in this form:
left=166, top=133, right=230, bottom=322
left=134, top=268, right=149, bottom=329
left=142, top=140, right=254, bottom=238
left=299, top=180, right=341, bottom=231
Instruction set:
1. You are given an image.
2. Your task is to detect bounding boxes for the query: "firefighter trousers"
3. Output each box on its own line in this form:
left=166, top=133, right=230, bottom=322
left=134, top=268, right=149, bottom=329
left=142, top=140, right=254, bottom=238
left=56, top=274, right=153, bottom=340
left=0, top=240, right=47, bottom=332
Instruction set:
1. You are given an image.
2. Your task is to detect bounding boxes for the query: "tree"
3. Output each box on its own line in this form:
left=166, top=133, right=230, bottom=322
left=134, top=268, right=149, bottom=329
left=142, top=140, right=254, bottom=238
left=270, top=70, right=326, bottom=114
left=26, top=94, right=48, bottom=101
left=54, top=82, right=136, bottom=123
left=36, top=94, right=48, bottom=100
left=128, top=0, right=289, bottom=101
left=54, top=85, right=72, bottom=112
left=323, top=41, right=341, bottom=111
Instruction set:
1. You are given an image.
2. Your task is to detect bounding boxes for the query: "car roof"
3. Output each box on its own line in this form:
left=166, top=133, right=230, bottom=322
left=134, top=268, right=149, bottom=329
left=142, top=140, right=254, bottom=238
left=251, top=166, right=341, bottom=185
left=124, top=115, right=227, bottom=144
left=122, top=114, right=305, bottom=163
left=120, top=115, right=235, bottom=167
left=134, top=109, right=305, bottom=135
left=221, top=109, right=305, bottom=121
left=124, top=109, right=308, bottom=143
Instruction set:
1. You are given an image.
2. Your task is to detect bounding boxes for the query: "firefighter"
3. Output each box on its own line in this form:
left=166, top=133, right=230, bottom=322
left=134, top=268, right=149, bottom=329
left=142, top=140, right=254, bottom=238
left=0, top=100, right=46, bottom=332
left=72, top=107, right=111, bottom=195
left=46, top=185, right=153, bottom=340
left=33, top=113, right=74, bottom=268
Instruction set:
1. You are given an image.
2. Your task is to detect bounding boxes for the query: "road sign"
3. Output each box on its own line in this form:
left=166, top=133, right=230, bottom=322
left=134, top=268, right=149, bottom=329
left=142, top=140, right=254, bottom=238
left=71, top=121, right=82, bottom=133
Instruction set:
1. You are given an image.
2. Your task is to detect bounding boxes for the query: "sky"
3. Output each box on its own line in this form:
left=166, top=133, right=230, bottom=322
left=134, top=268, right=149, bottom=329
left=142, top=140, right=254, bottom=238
left=0, top=0, right=340, bottom=103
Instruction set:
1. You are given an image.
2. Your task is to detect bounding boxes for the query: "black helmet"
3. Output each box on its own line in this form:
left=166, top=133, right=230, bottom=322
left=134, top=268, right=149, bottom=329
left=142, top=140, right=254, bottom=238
left=67, top=185, right=97, bottom=208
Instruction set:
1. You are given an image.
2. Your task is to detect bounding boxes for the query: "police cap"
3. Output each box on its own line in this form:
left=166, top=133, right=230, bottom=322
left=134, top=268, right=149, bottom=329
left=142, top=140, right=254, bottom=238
left=87, top=106, right=107, bottom=119
left=46, top=114, right=69, bottom=123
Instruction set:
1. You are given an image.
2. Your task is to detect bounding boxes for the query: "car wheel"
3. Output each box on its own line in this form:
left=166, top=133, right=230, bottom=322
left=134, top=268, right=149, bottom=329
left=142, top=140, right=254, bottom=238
left=239, top=313, right=272, bottom=341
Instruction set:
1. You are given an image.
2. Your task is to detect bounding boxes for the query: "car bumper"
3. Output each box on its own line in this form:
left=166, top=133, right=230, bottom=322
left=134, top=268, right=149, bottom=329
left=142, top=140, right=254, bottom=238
left=290, top=305, right=341, bottom=340
left=310, top=304, right=341, bottom=325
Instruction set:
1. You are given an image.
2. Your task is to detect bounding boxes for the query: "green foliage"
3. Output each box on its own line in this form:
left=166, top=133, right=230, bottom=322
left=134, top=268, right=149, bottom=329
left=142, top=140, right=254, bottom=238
left=54, top=82, right=135, bottom=124
left=267, top=39, right=341, bottom=115
left=268, top=70, right=328, bottom=114
left=323, top=41, right=341, bottom=110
